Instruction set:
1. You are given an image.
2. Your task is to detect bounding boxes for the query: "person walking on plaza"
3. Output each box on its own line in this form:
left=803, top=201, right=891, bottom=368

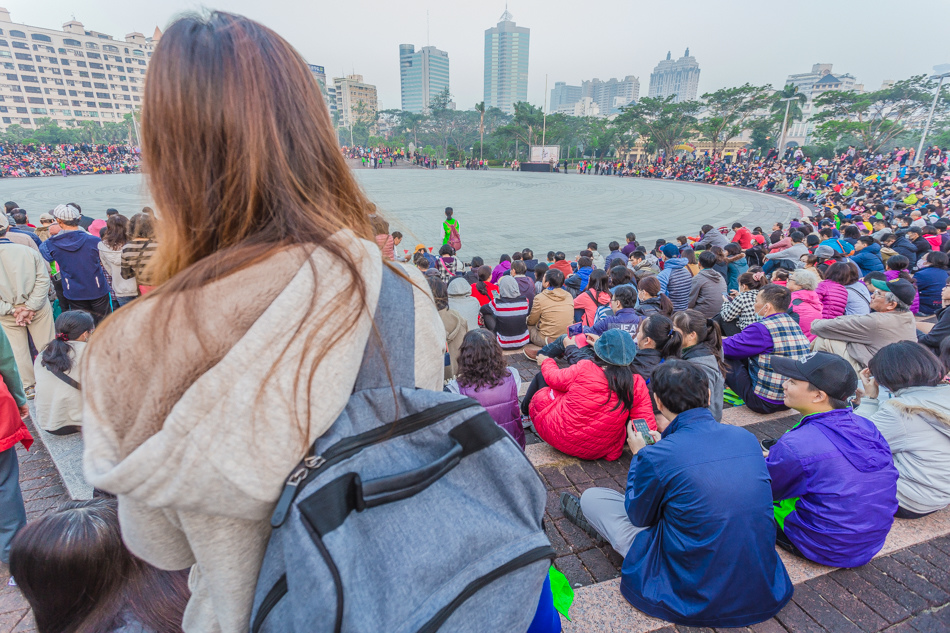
left=0, top=214, right=55, bottom=398
left=562, top=361, right=793, bottom=627
left=0, top=326, right=30, bottom=567
left=40, top=204, right=111, bottom=324
left=80, top=14, right=446, bottom=633
left=442, top=206, right=461, bottom=251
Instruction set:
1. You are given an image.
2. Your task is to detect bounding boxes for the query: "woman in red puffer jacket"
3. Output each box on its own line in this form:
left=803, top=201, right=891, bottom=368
left=526, top=329, right=656, bottom=461
left=0, top=327, right=31, bottom=564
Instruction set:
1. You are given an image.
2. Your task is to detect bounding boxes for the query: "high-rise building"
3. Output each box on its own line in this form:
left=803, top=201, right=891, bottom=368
left=483, top=10, right=529, bottom=115
left=550, top=76, right=639, bottom=117
left=550, top=81, right=582, bottom=112
left=398, top=44, right=449, bottom=113
left=0, top=8, right=156, bottom=132
left=782, top=64, right=863, bottom=147
left=647, top=49, right=700, bottom=103
left=333, top=74, right=378, bottom=128
left=308, top=64, right=337, bottom=118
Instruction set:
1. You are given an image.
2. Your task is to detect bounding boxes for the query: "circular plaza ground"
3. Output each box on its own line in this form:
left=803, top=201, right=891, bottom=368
left=0, top=169, right=805, bottom=260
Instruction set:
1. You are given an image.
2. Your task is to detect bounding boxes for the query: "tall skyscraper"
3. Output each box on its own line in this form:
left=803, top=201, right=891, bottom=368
left=0, top=8, right=156, bottom=132
left=647, top=49, right=701, bottom=103
left=399, top=44, right=450, bottom=113
left=550, top=82, right=582, bottom=112
left=483, top=10, right=529, bottom=115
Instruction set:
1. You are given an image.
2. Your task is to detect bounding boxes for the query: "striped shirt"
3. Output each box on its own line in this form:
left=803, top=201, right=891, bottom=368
left=120, top=239, right=158, bottom=286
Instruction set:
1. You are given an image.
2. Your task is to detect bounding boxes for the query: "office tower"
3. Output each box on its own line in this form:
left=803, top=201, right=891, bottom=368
left=483, top=10, right=529, bottom=115
left=647, top=49, right=701, bottom=103
left=399, top=44, right=450, bottom=113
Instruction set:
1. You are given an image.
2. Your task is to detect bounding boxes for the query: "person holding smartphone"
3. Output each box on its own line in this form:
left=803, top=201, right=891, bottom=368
left=560, top=360, right=792, bottom=628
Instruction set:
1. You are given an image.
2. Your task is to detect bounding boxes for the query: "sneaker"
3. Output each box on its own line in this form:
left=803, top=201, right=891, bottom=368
left=760, top=438, right=779, bottom=452
left=521, top=414, right=533, bottom=429
left=523, top=346, right=540, bottom=361
left=560, top=493, right=605, bottom=544
left=24, top=386, right=34, bottom=400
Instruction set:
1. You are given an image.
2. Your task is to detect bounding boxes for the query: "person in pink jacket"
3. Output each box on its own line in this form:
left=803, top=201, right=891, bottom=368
left=787, top=269, right=824, bottom=341
left=816, top=275, right=848, bottom=319
left=524, top=329, right=656, bottom=461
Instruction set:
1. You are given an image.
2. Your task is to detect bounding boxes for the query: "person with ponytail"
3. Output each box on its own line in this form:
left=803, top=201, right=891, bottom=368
left=33, top=311, right=94, bottom=435
left=523, top=329, right=655, bottom=461
left=673, top=310, right=726, bottom=421
left=635, top=276, right=673, bottom=318
left=470, top=264, right=499, bottom=306
left=629, top=314, right=682, bottom=384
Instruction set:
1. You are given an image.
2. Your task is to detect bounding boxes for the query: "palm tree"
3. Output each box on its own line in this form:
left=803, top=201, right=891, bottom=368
left=475, top=101, right=485, bottom=162
left=771, top=84, right=807, bottom=152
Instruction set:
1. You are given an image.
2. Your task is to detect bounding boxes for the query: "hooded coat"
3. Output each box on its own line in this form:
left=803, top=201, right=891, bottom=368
left=789, top=289, right=823, bottom=341
left=39, top=229, right=109, bottom=300
left=447, top=277, right=481, bottom=331
left=657, top=258, right=691, bottom=312
left=851, top=243, right=885, bottom=276
left=856, top=385, right=950, bottom=514
left=529, top=357, right=655, bottom=461
left=81, top=240, right=445, bottom=633
left=688, top=269, right=726, bottom=318
left=766, top=408, right=898, bottom=568
left=725, top=255, right=749, bottom=293
left=439, top=307, right=467, bottom=380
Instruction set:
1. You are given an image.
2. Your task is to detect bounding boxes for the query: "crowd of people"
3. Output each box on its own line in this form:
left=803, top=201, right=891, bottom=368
left=0, top=10, right=949, bottom=633
left=0, top=143, right=141, bottom=178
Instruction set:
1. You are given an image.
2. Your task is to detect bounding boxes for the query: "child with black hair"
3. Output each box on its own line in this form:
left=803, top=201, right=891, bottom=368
left=33, top=310, right=94, bottom=435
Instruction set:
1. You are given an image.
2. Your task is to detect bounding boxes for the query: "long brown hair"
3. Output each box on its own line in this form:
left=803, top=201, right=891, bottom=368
left=93, top=12, right=379, bottom=432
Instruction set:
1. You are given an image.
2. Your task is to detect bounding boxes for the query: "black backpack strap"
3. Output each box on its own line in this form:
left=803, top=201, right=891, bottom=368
left=51, top=368, right=81, bottom=390
left=352, top=263, right=417, bottom=392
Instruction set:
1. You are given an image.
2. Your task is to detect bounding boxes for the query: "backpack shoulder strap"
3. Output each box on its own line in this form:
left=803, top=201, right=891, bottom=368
left=352, top=263, right=416, bottom=392
left=51, top=368, right=81, bottom=390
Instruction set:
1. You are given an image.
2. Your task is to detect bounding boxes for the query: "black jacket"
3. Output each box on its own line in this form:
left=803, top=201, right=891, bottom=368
left=918, top=306, right=950, bottom=351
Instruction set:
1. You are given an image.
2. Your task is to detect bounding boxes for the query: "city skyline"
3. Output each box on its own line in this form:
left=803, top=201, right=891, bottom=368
left=2, top=0, right=947, bottom=115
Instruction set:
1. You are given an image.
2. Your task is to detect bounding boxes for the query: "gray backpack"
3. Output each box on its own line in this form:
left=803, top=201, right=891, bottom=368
left=250, top=266, right=553, bottom=633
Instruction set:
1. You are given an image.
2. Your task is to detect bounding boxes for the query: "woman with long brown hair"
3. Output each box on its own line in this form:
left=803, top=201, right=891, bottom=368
left=80, top=12, right=444, bottom=632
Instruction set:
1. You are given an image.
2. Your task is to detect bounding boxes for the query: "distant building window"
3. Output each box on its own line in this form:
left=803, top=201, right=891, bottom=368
left=14, top=53, right=31, bottom=60
left=85, top=42, right=98, bottom=50
left=98, top=102, right=112, bottom=108
left=12, top=42, right=28, bottom=50
left=103, top=44, right=118, bottom=52
left=24, top=86, right=40, bottom=93
left=133, top=50, right=144, bottom=57
left=86, top=52, right=101, bottom=59
left=27, top=97, right=43, bottom=103
left=0, top=41, right=8, bottom=47
left=21, top=75, right=38, bottom=83
left=1, top=118, right=9, bottom=124
left=89, top=63, right=103, bottom=69
left=30, top=108, right=48, bottom=114
left=31, top=34, right=52, bottom=43
left=63, top=38, right=81, bottom=47
left=9, top=30, right=25, bottom=39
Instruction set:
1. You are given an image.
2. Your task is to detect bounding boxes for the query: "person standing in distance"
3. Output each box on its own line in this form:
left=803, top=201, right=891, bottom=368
left=443, top=207, right=461, bottom=252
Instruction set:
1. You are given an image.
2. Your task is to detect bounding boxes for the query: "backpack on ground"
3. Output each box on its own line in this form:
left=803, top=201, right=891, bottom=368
left=250, top=265, right=553, bottom=633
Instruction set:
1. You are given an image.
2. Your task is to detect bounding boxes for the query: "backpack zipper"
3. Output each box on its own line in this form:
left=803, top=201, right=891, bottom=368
left=271, top=398, right=479, bottom=527
left=416, top=545, right=556, bottom=633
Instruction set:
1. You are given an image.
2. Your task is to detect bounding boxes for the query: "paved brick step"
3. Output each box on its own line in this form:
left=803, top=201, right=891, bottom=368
left=25, top=401, right=92, bottom=500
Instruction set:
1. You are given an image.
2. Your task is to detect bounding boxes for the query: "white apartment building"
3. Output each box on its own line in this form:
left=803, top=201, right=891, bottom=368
left=0, top=8, right=155, bottom=132
left=783, top=64, right=863, bottom=147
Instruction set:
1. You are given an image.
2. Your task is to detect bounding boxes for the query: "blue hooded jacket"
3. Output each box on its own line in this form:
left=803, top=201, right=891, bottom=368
left=622, top=408, right=793, bottom=627
left=851, top=243, right=885, bottom=276
left=657, top=257, right=692, bottom=312
left=40, top=230, right=109, bottom=301
left=767, top=408, right=898, bottom=568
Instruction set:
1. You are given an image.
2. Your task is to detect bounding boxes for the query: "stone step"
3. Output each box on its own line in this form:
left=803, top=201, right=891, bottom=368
left=26, top=401, right=92, bottom=500
left=562, top=508, right=950, bottom=631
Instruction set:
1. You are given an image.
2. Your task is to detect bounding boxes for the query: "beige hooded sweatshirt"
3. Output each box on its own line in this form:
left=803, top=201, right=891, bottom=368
left=82, top=235, right=445, bottom=633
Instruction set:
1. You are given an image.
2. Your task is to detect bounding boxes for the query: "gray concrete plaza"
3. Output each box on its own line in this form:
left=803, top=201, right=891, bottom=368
left=0, top=170, right=804, bottom=261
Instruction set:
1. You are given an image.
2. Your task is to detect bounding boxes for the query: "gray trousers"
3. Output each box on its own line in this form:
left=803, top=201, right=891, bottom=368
left=0, top=447, right=26, bottom=563
left=580, top=487, right=647, bottom=557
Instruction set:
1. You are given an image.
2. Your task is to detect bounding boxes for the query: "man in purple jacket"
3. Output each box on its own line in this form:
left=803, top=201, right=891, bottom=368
left=767, top=352, right=898, bottom=568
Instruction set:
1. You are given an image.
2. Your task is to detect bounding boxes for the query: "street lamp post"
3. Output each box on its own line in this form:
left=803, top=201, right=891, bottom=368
left=776, top=96, right=798, bottom=155
left=913, top=70, right=950, bottom=167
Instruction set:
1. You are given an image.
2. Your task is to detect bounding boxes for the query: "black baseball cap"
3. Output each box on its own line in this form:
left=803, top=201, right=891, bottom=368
left=770, top=352, right=858, bottom=402
left=870, top=278, right=917, bottom=307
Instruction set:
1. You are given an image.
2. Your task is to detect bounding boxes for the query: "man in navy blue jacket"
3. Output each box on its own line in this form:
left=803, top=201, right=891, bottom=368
left=39, top=204, right=111, bottom=323
left=561, top=360, right=793, bottom=627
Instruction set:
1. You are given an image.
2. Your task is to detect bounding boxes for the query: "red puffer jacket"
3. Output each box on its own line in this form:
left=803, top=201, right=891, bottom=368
left=529, top=358, right=655, bottom=461
left=0, top=378, right=30, bottom=453
left=816, top=280, right=848, bottom=319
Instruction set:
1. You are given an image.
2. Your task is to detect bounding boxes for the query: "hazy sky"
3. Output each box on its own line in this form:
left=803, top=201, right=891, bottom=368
left=7, top=0, right=950, bottom=111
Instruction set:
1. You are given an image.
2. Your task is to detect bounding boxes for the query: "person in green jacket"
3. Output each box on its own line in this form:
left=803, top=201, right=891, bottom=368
left=442, top=207, right=460, bottom=247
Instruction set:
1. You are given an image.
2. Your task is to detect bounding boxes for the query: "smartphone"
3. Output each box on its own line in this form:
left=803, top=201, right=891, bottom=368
left=631, top=418, right=654, bottom=445
left=567, top=323, right=584, bottom=337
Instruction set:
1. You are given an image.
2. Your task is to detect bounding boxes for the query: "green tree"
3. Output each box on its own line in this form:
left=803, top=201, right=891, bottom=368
left=696, top=84, right=773, bottom=157
left=811, top=75, right=945, bottom=153
left=614, top=96, right=700, bottom=157
left=427, top=87, right=455, bottom=160
left=2, top=124, right=29, bottom=142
